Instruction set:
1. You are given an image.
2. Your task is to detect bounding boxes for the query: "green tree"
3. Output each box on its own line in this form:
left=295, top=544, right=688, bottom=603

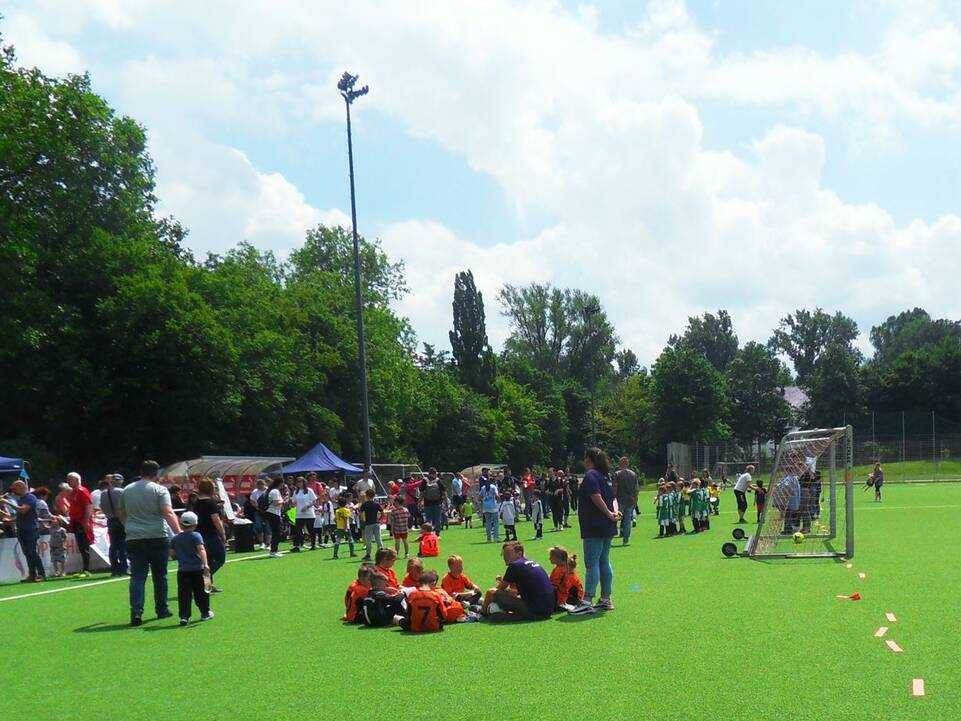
left=803, top=343, right=863, bottom=427
left=725, top=342, right=792, bottom=444
left=869, top=308, right=961, bottom=368
left=769, top=308, right=860, bottom=383
left=597, top=371, right=658, bottom=465
left=651, top=346, right=730, bottom=443
left=449, top=270, right=495, bottom=394
left=669, top=310, right=738, bottom=372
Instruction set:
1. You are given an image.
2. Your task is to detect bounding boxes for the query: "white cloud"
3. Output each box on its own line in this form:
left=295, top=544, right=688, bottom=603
left=5, top=0, right=961, bottom=364
left=3, top=13, right=84, bottom=76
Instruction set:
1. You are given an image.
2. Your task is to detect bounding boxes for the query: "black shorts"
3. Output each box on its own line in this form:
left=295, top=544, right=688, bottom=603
left=734, top=490, right=748, bottom=512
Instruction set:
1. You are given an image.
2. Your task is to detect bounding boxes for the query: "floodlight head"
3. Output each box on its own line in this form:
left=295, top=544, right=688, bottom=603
left=338, top=71, right=369, bottom=103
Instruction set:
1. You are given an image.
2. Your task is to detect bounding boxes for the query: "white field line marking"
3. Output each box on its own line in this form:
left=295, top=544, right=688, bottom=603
left=0, top=553, right=270, bottom=602
left=886, top=612, right=898, bottom=622
left=854, top=504, right=961, bottom=511
left=859, top=572, right=866, bottom=579
left=875, top=627, right=888, bottom=637
left=886, top=639, right=904, bottom=653
left=912, top=679, right=925, bottom=696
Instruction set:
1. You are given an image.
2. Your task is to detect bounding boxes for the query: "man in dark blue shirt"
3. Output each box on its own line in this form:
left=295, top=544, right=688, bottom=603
left=480, top=542, right=554, bottom=621
left=6, top=480, right=45, bottom=582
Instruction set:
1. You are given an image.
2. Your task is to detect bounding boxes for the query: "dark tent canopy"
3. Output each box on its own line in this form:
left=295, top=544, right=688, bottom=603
left=0, top=456, right=24, bottom=474
left=281, top=443, right=363, bottom=476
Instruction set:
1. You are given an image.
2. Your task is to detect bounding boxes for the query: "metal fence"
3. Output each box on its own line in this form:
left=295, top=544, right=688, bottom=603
left=668, top=411, right=961, bottom=484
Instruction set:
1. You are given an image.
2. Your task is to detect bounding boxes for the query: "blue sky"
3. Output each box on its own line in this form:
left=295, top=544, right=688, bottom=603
left=4, top=0, right=960, bottom=362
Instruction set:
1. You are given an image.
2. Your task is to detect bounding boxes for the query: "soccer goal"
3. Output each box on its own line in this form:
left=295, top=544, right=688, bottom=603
left=740, top=426, right=854, bottom=559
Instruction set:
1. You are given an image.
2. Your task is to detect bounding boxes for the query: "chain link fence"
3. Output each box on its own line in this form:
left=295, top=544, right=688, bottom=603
left=668, top=411, right=961, bottom=484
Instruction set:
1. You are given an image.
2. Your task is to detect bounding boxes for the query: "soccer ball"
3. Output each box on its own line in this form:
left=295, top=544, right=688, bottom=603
left=792, top=531, right=805, bottom=544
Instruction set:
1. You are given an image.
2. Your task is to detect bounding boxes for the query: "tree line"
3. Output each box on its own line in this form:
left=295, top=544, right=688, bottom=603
left=2, top=38, right=960, bottom=481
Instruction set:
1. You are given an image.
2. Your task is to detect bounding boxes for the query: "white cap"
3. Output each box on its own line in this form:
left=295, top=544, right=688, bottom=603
left=180, top=511, right=198, bottom=528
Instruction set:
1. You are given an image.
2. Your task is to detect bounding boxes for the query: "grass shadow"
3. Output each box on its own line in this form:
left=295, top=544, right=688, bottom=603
left=73, top=622, right=135, bottom=633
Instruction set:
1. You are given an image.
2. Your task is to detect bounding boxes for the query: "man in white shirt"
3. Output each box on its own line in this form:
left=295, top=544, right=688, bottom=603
left=734, top=465, right=754, bottom=524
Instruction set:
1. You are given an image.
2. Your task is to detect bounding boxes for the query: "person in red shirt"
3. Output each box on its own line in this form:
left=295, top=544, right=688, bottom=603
left=441, top=554, right=481, bottom=605
left=66, top=472, right=94, bottom=577
left=342, top=565, right=373, bottom=623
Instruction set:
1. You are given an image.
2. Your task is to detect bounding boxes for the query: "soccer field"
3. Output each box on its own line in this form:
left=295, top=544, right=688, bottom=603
left=5, top=483, right=959, bottom=721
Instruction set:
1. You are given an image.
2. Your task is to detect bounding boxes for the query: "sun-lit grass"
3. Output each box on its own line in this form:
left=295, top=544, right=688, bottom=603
left=4, top=483, right=960, bottom=721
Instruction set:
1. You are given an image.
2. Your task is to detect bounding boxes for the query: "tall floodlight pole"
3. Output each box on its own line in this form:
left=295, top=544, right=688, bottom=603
left=584, top=301, right=601, bottom=448
left=338, top=72, right=372, bottom=472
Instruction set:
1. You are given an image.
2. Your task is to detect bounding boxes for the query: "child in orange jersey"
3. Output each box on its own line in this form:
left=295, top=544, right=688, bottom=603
left=401, top=558, right=425, bottom=588
left=441, top=554, right=482, bottom=605
left=393, top=570, right=446, bottom=632
left=548, top=546, right=584, bottom=610
left=374, top=547, right=400, bottom=591
left=415, top=523, right=440, bottom=557
left=342, top=564, right=374, bottom=623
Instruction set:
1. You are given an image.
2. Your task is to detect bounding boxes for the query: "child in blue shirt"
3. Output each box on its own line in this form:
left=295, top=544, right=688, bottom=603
left=170, top=511, right=213, bottom=625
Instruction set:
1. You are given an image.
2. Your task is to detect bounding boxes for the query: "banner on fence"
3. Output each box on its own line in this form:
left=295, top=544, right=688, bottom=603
left=0, top=520, right=110, bottom=584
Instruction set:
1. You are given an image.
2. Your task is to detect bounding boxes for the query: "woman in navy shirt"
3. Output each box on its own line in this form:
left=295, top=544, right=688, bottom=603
left=569, top=447, right=620, bottom=615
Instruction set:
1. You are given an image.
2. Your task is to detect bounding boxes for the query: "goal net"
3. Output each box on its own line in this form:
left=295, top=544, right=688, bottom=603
left=746, top=426, right=854, bottom=559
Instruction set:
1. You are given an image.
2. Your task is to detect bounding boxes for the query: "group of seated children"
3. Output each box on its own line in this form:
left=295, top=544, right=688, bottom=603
left=655, top=479, right=715, bottom=537
left=342, top=544, right=584, bottom=632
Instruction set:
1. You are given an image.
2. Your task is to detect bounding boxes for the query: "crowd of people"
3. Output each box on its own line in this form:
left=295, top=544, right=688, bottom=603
left=1, top=449, right=782, bottom=631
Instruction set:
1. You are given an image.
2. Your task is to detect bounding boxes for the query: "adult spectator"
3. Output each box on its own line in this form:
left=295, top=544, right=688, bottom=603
left=328, top=477, right=344, bottom=503
left=117, top=460, right=181, bottom=626
left=291, top=476, right=318, bottom=552
left=7, top=480, right=44, bottom=582
left=66, top=472, right=93, bottom=578
left=481, top=542, right=554, bottom=621
left=402, top=476, right=423, bottom=527
left=420, top=468, right=446, bottom=536
left=194, top=479, right=227, bottom=590
left=249, top=479, right=270, bottom=550
left=54, top=482, right=72, bottom=517
left=566, top=470, right=579, bottom=512
left=451, top=472, right=464, bottom=517
left=265, top=479, right=285, bottom=558
left=353, top=470, right=374, bottom=499
left=665, top=463, right=678, bottom=483
left=774, top=467, right=801, bottom=534
left=612, top=457, right=639, bottom=546
left=873, top=462, right=884, bottom=502
left=33, top=487, right=53, bottom=529
left=99, top=474, right=128, bottom=576
left=306, top=471, right=325, bottom=499
left=557, top=469, right=572, bottom=528
left=569, top=447, right=619, bottom=615
left=547, top=470, right=565, bottom=531
left=168, top=485, right=186, bottom=509
left=480, top=482, right=500, bottom=542
left=478, top=467, right=491, bottom=491
left=521, top=468, right=535, bottom=520
left=734, top=465, right=754, bottom=524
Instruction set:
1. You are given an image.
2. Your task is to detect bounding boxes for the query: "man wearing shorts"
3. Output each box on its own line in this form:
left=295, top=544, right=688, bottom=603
left=734, top=465, right=754, bottom=524
left=480, top=542, right=554, bottom=621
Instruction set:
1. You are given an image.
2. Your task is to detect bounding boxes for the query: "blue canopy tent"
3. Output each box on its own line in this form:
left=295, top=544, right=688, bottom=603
left=0, top=456, right=26, bottom=493
left=281, top=443, right=363, bottom=476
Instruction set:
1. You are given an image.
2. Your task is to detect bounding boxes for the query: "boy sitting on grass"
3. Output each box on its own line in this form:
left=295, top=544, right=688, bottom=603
left=393, top=570, right=446, bottom=633
left=359, top=572, right=407, bottom=627
left=441, top=554, right=482, bottom=605
left=342, top=564, right=374, bottom=623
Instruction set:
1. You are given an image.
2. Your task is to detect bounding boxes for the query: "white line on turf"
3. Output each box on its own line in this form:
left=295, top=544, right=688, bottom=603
left=0, top=553, right=270, bottom=602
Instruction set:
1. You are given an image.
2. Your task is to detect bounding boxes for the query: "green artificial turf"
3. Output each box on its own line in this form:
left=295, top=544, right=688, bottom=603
left=850, top=458, right=961, bottom=482
left=5, top=483, right=960, bottom=721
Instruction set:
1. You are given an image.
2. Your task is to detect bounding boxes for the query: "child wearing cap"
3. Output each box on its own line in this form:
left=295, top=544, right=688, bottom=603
left=170, top=511, right=213, bottom=625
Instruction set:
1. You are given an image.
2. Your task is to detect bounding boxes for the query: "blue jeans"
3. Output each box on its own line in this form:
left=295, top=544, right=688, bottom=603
left=620, top=507, right=635, bottom=543
left=127, top=537, right=170, bottom=616
left=583, top=536, right=613, bottom=599
left=18, top=527, right=44, bottom=579
left=424, top=505, right=443, bottom=536
left=252, top=512, right=271, bottom=541
left=483, top=511, right=500, bottom=541
left=107, top=517, right=128, bottom=574
left=203, top=535, right=226, bottom=579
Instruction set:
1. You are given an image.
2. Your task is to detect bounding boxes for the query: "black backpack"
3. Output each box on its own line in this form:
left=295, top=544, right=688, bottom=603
left=423, top=483, right=442, bottom=504
left=257, top=490, right=271, bottom=513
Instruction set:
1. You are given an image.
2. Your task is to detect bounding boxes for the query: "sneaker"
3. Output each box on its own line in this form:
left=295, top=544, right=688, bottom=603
left=349, top=553, right=358, bottom=557
left=75, top=571, right=90, bottom=578
left=179, top=618, right=189, bottom=626
left=209, top=586, right=223, bottom=594
left=458, top=612, right=482, bottom=623
left=567, top=600, right=596, bottom=615
left=157, top=609, right=173, bottom=620
left=201, top=611, right=215, bottom=621
left=361, top=556, right=371, bottom=561
left=130, top=614, right=142, bottom=627
left=593, top=598, right=615, bottom=611
left=486, top=602, right=503, bottom=615
left=290, top=547, right=301, bottom=553
left=269, top=552, right=283, bottom=558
